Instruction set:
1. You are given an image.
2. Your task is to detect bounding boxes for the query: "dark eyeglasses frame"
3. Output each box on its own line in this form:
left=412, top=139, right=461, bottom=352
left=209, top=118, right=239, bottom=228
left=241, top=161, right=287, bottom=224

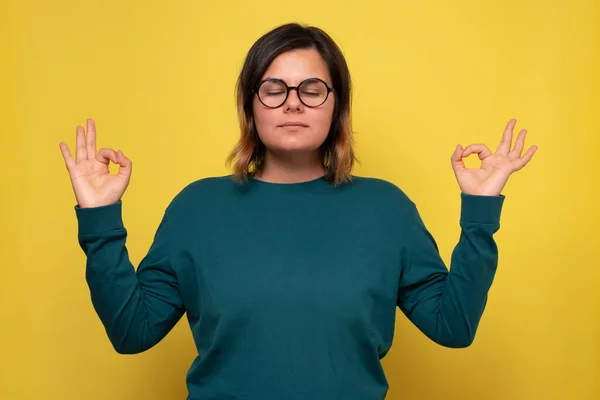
left=252, top=77, right=334, bottom=108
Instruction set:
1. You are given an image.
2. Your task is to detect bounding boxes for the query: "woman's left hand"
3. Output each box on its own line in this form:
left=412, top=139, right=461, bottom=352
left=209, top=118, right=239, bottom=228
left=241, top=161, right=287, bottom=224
left=451, top=119, right=538, bottom=196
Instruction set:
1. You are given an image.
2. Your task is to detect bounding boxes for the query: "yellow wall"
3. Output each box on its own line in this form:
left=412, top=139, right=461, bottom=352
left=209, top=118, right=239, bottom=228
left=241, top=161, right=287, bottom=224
left=1, top=0, right=598, bottom=399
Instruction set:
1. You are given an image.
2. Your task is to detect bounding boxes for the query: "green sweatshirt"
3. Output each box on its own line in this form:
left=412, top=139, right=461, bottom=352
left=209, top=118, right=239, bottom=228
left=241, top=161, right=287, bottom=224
left=75, top=175, right=505, bottom=399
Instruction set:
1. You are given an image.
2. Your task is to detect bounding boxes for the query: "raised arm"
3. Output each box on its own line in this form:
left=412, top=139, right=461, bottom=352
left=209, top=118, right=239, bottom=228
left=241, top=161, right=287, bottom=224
left=397, top=118, right=537, bottom=347
left=60, top=118, right=185, bottom=353
left=398, top=193, right=504, bottom=347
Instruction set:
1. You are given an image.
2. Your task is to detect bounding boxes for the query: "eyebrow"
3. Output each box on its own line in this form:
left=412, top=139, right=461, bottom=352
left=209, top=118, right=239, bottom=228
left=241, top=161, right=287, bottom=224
left=263, top=76, right=330, bottom=85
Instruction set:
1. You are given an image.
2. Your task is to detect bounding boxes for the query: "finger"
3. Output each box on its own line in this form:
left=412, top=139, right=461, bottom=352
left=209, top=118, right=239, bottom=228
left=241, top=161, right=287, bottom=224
left=86, top=118, right=97, bottom=160
left=116, top=150, right=133, bottom=179
left=496, top=118, right=516, bottom=155
left=75, top=125, right=87, bottom=162
left=462, top=144, right=493, bottom=160
left=59, top=142, right=76, bottom=171
left=451, top=144, right=466, bottom=172
left=509, top=129, right=527, bottom=159
left=97, top=148, right=118, bottom=165
left=512, top=145, right=538, bottom=171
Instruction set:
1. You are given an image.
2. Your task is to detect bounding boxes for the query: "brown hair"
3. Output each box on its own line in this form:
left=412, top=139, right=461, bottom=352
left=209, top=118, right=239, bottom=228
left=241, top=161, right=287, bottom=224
left=226, top=23, right=357, bottom=186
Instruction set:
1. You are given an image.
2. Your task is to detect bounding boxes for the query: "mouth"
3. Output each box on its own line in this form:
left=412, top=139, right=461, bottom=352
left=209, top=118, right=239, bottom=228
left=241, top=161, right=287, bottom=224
left=279, top=122, right=309, bottom=128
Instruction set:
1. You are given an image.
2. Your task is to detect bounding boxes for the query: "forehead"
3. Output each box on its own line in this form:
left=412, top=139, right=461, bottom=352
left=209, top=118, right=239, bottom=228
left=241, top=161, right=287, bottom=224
left=261, top=48, right=331, bottom=85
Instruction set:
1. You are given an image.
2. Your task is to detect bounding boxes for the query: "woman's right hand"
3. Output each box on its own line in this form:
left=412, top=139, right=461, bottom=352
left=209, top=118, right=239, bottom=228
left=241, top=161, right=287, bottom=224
left=59, top=118, right=132, bottom=208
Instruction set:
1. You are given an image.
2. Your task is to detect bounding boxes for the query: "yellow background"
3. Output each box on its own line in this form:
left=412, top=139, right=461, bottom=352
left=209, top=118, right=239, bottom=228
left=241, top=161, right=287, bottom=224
left=1, top=0, right=598, bottom=399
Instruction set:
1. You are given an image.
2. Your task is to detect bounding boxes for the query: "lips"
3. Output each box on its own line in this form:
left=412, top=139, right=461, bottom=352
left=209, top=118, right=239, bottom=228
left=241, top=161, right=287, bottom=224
left=279, top=121, right=308, bottom=127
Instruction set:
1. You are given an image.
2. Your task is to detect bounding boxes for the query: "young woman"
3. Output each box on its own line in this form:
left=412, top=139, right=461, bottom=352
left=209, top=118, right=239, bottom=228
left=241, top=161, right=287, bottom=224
left=59, top=22, right=537, bottom=400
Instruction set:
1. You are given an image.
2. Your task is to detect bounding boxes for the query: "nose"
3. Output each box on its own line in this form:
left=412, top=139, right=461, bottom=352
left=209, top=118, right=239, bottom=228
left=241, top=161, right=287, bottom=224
left=283, top=88, right=303, bottom=112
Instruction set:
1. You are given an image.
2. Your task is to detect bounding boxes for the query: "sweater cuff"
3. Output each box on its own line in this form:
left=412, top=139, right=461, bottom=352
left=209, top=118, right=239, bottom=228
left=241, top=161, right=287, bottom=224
left=460, top=192, right=505, bottom=224
left=74, top=200, right=125, bottom=235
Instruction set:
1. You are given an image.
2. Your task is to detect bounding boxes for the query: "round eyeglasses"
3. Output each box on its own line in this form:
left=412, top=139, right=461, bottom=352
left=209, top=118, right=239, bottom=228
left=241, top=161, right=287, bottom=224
left=253, top=78, right=334, bottom=108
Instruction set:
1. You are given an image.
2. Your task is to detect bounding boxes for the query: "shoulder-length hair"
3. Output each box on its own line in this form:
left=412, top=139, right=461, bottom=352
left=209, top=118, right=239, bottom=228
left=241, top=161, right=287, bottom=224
left=226, top=23, right=357, bottom=186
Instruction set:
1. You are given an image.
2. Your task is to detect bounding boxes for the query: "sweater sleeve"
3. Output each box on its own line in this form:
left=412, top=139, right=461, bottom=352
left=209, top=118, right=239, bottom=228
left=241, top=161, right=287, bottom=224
left=75, top=200, right=185, bottom=354
left=397, top=192, right=505, bottom=348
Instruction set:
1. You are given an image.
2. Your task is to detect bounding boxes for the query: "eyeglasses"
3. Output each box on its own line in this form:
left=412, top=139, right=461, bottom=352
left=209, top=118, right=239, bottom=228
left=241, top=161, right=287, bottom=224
left=253, top=78, right=334, bottom=108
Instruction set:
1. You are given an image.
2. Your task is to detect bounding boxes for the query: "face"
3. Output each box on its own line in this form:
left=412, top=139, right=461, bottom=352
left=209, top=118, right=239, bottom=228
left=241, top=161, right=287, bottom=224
left=252, top=48, right=335, bottom=156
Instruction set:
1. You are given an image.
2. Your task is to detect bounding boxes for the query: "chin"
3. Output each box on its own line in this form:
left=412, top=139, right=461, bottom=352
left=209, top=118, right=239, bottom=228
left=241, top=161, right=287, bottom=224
left=263, top=137, right=323, bottom=153
left=271, top=145, right=320, bottom=154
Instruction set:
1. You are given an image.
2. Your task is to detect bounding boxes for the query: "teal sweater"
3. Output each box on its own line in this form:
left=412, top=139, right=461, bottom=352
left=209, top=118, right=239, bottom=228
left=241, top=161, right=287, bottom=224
left=75, top=175, right=504, bottom=399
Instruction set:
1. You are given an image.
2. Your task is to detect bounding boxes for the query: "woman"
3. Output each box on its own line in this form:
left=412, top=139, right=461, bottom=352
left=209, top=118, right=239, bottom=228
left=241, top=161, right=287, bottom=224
left=59, top=23, right=537, bottom=399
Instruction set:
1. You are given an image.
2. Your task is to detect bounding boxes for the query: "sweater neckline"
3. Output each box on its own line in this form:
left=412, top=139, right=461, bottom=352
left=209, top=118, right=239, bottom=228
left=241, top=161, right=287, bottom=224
left=247, top=174, right=333, bottom=193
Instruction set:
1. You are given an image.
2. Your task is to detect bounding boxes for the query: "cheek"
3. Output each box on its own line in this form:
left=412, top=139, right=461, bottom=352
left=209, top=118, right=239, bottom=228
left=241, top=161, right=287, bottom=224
left=252, top=102, right=273, bottom=136
left=312, top=103, right=335, bottom=135
left=311, top=111, right=333, bottom=134
left=252, top=100, right=266, bottom=126
left=323, top=96, right=336, bottom=122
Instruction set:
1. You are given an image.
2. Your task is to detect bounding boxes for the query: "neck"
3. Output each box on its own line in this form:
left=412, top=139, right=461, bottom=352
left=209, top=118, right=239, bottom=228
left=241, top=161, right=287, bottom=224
left=255, top=150, right=326, bottom=184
